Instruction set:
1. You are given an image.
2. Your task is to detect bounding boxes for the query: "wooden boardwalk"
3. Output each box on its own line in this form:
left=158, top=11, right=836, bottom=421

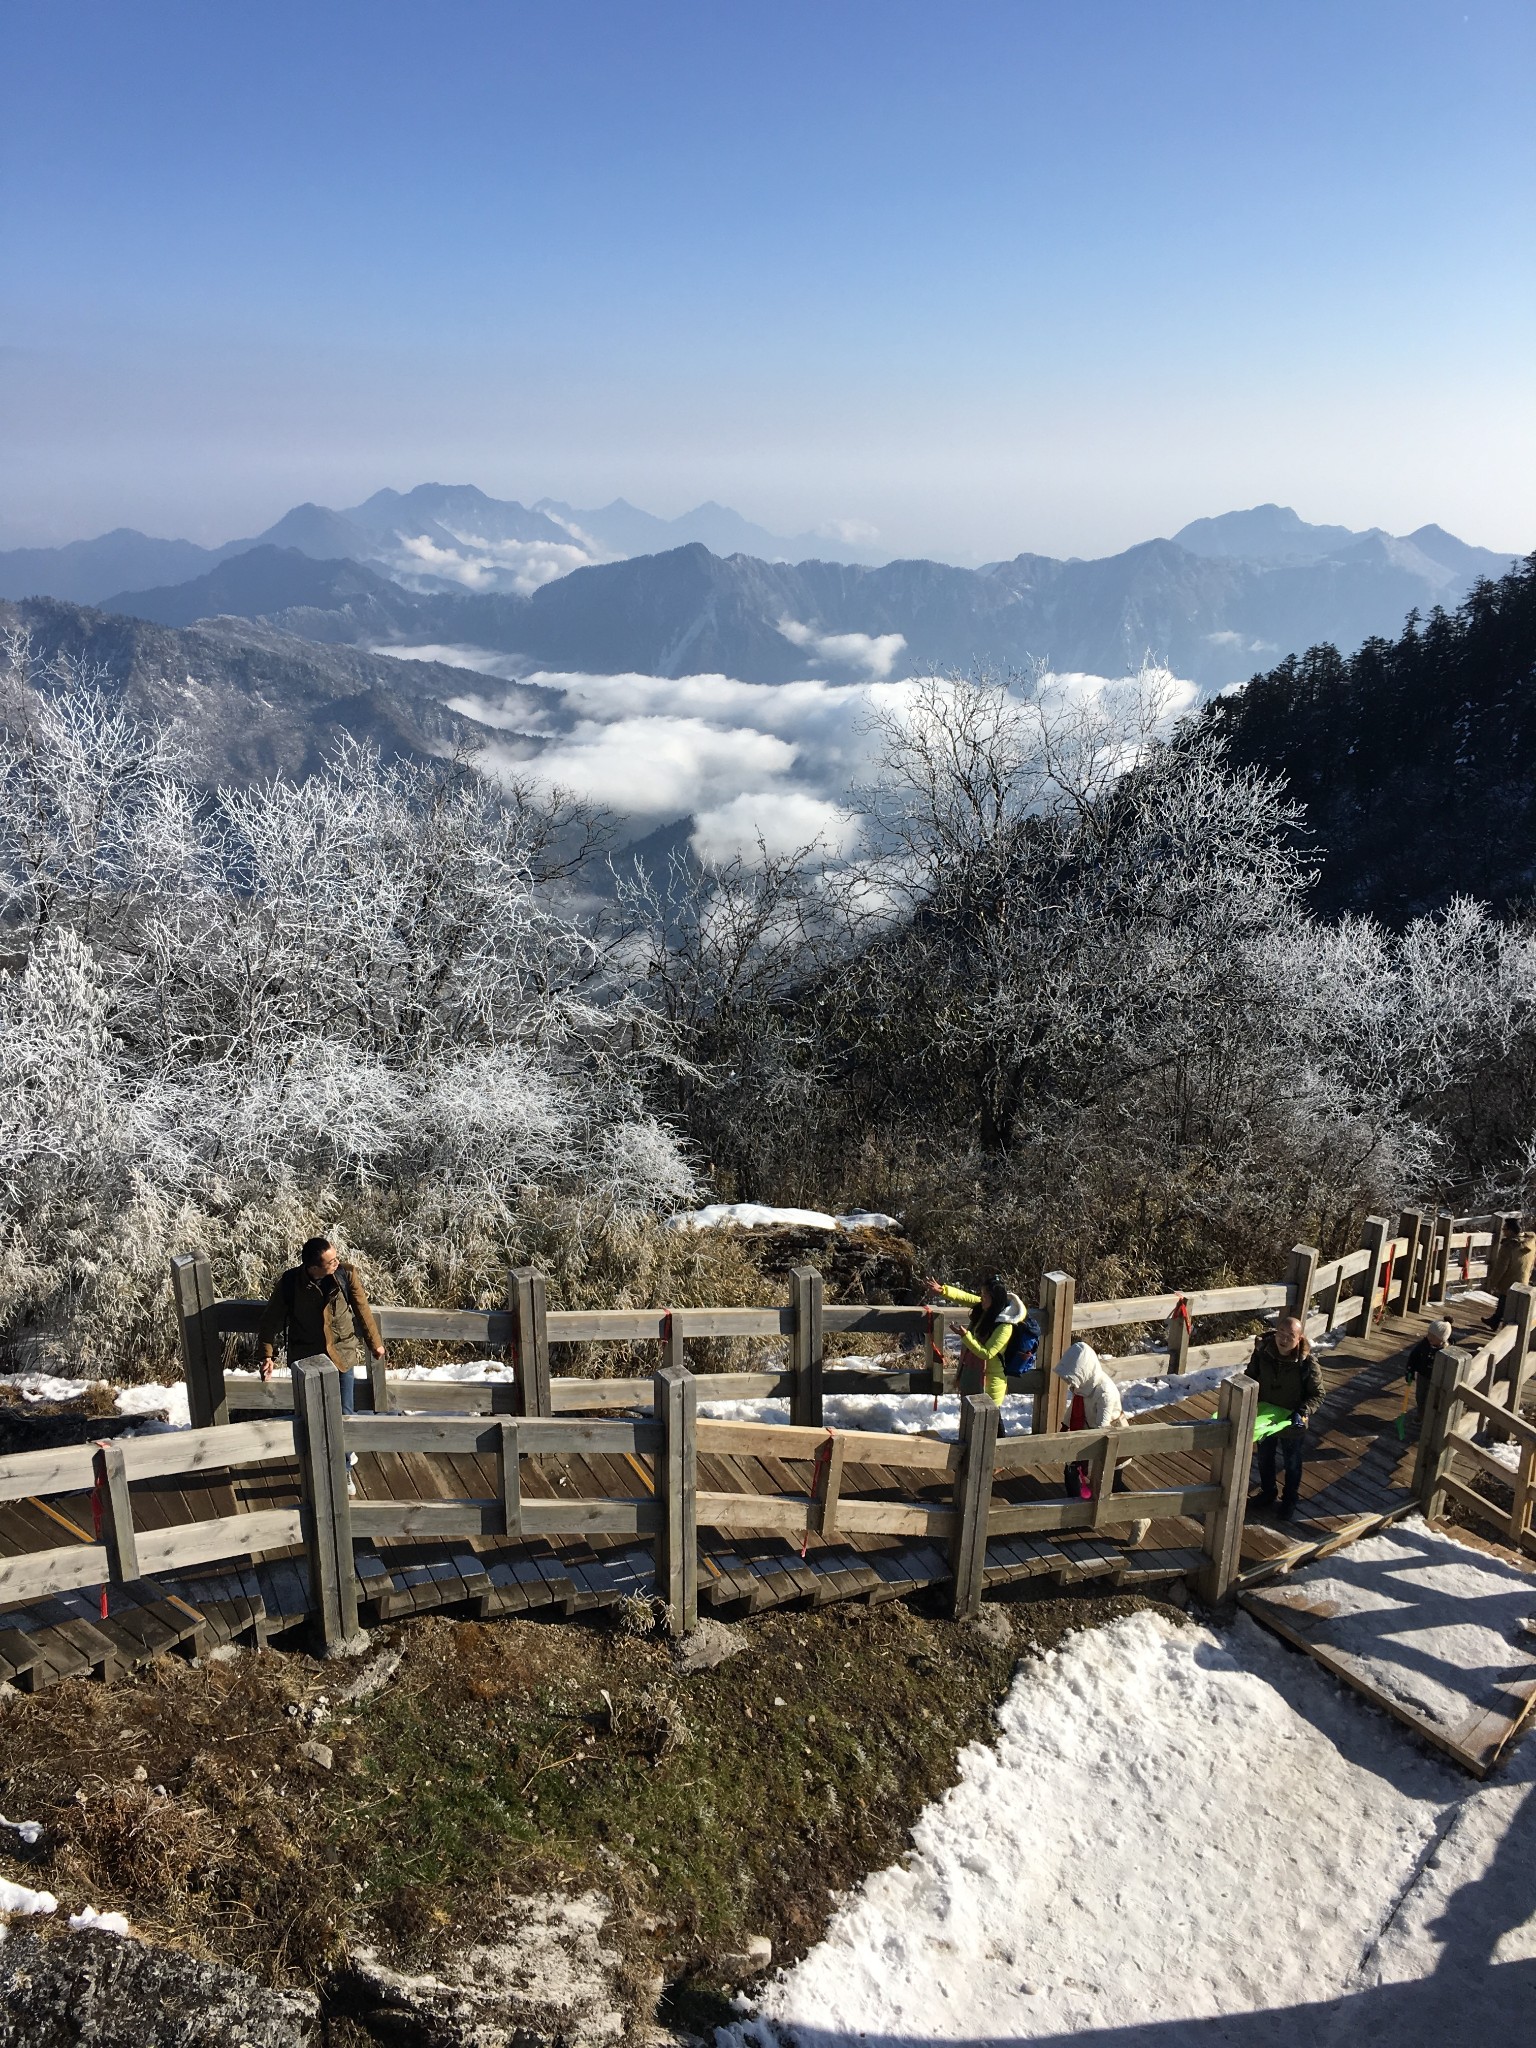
left=0, top=1302, right=1485, bottom=1693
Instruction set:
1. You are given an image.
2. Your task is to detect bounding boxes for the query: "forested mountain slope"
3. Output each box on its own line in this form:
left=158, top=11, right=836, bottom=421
left=1202, top=556, right=1536, bottom=921
left=0, top=597, right=546, bottom=785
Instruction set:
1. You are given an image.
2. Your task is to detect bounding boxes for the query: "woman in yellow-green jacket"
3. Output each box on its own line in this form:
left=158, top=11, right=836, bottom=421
left=925, top=1273, right=1034, bottom=1402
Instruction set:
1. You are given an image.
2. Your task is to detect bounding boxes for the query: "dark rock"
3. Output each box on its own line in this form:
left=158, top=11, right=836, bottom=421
left=0, top=1927, right=318, bottom=2046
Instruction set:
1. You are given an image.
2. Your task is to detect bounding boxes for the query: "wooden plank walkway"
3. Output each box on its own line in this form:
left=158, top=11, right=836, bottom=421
left=1240, top=1525, right=1536, bottom=1777
left=0, top=1303, right=1483, bottom=1693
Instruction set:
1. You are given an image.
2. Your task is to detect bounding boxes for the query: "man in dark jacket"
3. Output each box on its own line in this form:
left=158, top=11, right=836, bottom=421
left=1244, top=1312, right=1325, bottom=1522
left=257, top=1237, right=385, bottom=1417
left=1485, top=1218, right=1536, bottom=1328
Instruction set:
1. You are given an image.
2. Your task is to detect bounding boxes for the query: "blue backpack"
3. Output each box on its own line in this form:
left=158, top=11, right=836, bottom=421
left=1004, top=1313, right=1040, bottom=1372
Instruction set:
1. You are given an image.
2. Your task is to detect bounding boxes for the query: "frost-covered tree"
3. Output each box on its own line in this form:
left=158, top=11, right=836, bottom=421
left=0, top=638, right=694, bottom=1372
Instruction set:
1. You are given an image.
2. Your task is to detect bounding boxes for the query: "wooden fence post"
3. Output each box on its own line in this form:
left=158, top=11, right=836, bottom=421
left=1409, top=1212, right=1437, bottom=1314
left=1358, top=1216, right=1390, bottom=1332
left=1432, top=1210, right=1455, bottom=1305
left=1034, top=1270, right=1075, bottom=1435
left=920, top=1308, right=948, bottom=1397
left=1396, top=1211, right=1424, bottom=1317
left=1321, top=1261, right=1346, bottom=1334
left=291, top=1357, right=361, bottom=1655
left=1165, top=1299, right=1191, bottom=1376
left=653, top=1363, right=698, bottom=1634
left=170, top=1252, right=228, bottom=1431
left=496, top=1419, right=522, bottom=1536
left=1505, top=1284, right=1536, bottom=1420
left=1197, top=1372, right=1257, bottom=1606
left=950, top=1393, right=999, bottom=1619
left=1286, top=1245, right=1319, bottom=1323
left=365, top=1352, right=390, bottom=1415
left=92, top=1442, right=141, bottom=1587
left=510, top=1267, right=552, bottom=1418
left=789, top=1266, right=824, bottom=1428
left=1418, top=1346, right=1476, bottom=1523
left=661, top=1309, right=685, bottom=1378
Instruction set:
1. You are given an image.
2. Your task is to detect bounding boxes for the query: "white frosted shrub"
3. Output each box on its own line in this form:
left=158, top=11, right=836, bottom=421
left=0, top=635, right=695, bottom=1372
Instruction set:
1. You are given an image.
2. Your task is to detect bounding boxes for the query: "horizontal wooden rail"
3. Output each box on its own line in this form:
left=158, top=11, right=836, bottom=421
left=135, top=1508, right=304, bottom=1576
left=993, top=1415, right=1232, bottom=1472
left=342, top=1415, right=661, bottom=1457
left=211, top=1296, right=963, bottom=1345
left=694, top=1417, right=960, bottom=1474
left=119, top=1418, right=296, bottom=1482
left=1312, top=1247, right=1374, bottom=1291
left=0, top=1541, right=112, bottom=1608
left=695, top=1490, right=955, bottom=1540
left=1071, top=1282, right=1288, bottom=1332
left=0, top=1445, right=98, bottom=1506
left=988, top=1484, right=1222, bottom=1536
left=1453, top=1380, right=1533, bottom=1441
left=348, top=1498, right=662, bottom=1541
left=1095, top=1337, right=1256, bottom=1381
left=0, top=1420, right=299, bottom=1508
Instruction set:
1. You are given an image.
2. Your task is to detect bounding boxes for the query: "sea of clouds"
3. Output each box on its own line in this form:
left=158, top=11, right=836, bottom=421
left=377, top=645, right=1198, bottom=862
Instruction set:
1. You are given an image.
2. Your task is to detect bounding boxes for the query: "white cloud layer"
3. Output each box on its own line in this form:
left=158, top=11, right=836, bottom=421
left=430, top=653, right=1197, bottom=864
left=776, top=616, right=908, bottom=677
left=390, top=532, right=595, bottom=596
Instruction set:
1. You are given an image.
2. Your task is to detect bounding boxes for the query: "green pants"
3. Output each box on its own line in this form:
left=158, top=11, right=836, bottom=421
left=958, top=1358, right=1008, bottom=1404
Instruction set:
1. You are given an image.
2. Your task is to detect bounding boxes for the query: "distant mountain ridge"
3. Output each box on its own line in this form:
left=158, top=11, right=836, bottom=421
left=99, top=528, right=1527, bottom=695
left=6, top=490, right=1518, bottom=612
left=0, top=483, right=893, bottom=608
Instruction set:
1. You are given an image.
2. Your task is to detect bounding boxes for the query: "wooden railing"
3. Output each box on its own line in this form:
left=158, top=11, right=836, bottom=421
left=171, top=1212, right=1430, bottom=1440
left=0, top=1417, right=303, bottom=1612
left=1416, top=1282, right=1536, bottom=1558
left=0, top=1352, right=1263, bottom=1654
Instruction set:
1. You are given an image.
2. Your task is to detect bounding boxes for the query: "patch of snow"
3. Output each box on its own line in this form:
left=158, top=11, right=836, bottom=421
left=0, top=1817, right=41, bottom=1847
left=67, top=1906, right=132, bottom=1937
left=0, top=1876, right=59, bottom=1919
left=665, top=1203, right=901, bottom=1233
left=385, top=1358, right=516, bottom=1384
left=0, top=1372, right=189, bottom=1431
left=115, top=1381, right=190, bottom=1430
left=699, top=1357, right=1240, bottom=1440
left=0, top=1372, right=94, bottom=1404
left=699, top=1388, right=1038, bottom=1440
left=1479, top=1437, right=1523, bottom=1472
left=1257, top=1515, right=1536, bottom=1735
left=728, top=1609, right=1471, bottom=2043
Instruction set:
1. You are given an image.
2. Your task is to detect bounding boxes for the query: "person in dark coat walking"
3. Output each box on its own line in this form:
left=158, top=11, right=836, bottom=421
left=1485, top=1218, right=1536, bottom=1328
left=1403, top=1317, right=1453, bottom=1421
left=1244, top=1312, right=1325, bottom=1522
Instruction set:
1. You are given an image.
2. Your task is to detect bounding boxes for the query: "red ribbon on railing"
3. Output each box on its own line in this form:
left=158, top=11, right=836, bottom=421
left=660, top=1309, right=674, bottom=1351
left=90, top=1443, right=109, bottom=1620
left=925, top=1306, right=942, bottom=1411
left=801, top=1431, right=836, bottom=1559
left=1171, top=1296, right=1193, bottom=1336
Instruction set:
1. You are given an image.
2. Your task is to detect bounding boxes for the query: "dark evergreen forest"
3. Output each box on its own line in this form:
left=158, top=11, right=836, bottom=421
left=1202, top=554, right=1536, bottom=924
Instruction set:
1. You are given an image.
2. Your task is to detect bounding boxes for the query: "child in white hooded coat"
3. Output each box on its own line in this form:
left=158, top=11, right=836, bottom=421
left=1053, top=1340, right=1151, bottom=1546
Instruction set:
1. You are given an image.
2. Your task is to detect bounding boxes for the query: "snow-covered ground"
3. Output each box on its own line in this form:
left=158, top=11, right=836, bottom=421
left=0, top=1373, right=191, bottom=1430
left=729, top=1588, right=1536, bottom=2046
left=699, top=1359, right=1245, bottom=1440
left=666, top=1204, right=901, bottom=1233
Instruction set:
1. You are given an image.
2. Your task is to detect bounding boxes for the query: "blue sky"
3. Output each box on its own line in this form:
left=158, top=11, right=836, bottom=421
left=1, top=1, right=1531, bottom=557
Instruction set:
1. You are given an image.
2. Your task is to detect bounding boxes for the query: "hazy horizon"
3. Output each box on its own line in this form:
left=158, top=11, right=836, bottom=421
left=2, top=3, right=1532, bottom=562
